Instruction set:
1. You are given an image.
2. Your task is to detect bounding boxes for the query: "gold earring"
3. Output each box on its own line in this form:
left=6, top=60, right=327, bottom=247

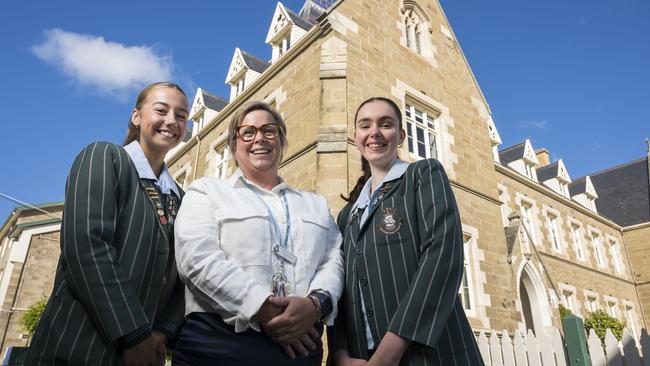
left=398, top=143, right=403, bottom=148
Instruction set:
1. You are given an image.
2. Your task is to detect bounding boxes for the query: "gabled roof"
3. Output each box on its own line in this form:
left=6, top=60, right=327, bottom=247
left=590, top=157, right=649, bottom=226
left=499, top=142, right=525, bottom=164
left=299, top=0, right=334, bottom=23
left=286, top=6, right=314, bottom=30
left=201, top=90, right=228, bottom=112
left=240, top=50, right=270, bottom=74
left=537, top=159, right=571, bottom=183
left=569, top=175, right=597, bottom=198
left=499, top=139, right=538, bottom=165
left=225, top=48, right=270, bottom=83
left=536, top=162, right=560, bottom=182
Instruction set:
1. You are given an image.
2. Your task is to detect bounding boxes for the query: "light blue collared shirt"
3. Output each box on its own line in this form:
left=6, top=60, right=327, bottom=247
left=351, top=159, right=410, bottom=227
left=124, top=141, right=180, bottom=197
left=348, top=158, right=409, bottom=349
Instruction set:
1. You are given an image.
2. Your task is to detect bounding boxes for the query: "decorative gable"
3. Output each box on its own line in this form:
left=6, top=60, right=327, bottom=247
left=486, top=116, right=502, bottom=145
left=190, top=88, right=206, bottom=121
left=584, top=176, right=598, bottom=199
left=557, top=159, right=571, bottom=183
left=225, top=48, right=247, bottom=85
left=523, top=139, right=539, bottom=165
left=266, top=3, right=292, bottom=44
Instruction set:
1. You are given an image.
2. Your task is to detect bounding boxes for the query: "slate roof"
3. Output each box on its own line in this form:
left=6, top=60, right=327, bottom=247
left=286, top=7, right=314, bottom=31
left=536, top=161, right=560, bottom=182
left=499, top=142, right=526, bottom=164
left=241, top=50, right=270, bottom=74
left=201, top=90, right=227, bottom=112
left=568, top=177, right=588, bottom=196
left=589, top=157, right=650, bottom=226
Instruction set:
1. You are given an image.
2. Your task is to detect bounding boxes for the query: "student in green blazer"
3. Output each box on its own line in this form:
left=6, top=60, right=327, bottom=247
left=25, top=82, right=189, bottom=366
left=330, top=98, right=484, bottom=366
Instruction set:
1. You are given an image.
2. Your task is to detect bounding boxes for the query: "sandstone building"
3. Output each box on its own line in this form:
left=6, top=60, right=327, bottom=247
left=0, top=0, right=647, bottom=359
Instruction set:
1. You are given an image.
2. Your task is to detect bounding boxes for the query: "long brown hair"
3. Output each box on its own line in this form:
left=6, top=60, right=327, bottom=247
left=341, top=97, right=403, bottom=203
left=123, top=82, right=188, bottom=146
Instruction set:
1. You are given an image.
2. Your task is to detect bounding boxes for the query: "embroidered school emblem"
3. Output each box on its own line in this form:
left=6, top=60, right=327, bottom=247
left=377, top=208, right=403, bottom=234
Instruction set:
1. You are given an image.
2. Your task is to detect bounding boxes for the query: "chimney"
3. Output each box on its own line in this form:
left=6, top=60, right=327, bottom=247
left=535, top=148, right=550, bottom=166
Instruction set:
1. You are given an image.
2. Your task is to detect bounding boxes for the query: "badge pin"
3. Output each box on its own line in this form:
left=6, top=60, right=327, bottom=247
left=377, top=207, right=403, bottom=234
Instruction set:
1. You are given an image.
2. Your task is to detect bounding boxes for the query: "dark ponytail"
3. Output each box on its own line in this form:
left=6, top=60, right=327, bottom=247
left=341, top=157, right=371, bottom=202
left=341, top=97, right=403, bottom=203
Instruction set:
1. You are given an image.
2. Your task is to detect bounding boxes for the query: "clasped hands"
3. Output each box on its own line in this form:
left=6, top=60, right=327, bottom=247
left=255, top=296, right=320, bottom=359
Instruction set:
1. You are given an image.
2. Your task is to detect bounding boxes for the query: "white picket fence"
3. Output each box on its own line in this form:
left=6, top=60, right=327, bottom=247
left=476, top=327, right=650, bottom=366
left=476, top=329, right=567, bottom=366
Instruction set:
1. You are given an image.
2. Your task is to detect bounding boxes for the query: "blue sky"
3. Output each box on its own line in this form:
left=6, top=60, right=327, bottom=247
left=1, top=0, right=648, bottom=219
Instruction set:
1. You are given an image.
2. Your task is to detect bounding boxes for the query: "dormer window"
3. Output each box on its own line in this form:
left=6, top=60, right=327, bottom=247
left=225, top=48, right=269, bottom=101
left=266, top=2, right=312, bottom=63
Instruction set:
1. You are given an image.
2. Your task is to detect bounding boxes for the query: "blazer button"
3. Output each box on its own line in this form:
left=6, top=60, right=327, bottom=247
left=366, top=308, right=374, bottom=318
left=355, top=248, right=363, bottom=255
left=360, top=277, right=368, bottom=286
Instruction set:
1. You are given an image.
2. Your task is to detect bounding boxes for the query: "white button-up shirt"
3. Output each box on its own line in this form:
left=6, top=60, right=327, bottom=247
left=174, top=169, right=344, bottom=332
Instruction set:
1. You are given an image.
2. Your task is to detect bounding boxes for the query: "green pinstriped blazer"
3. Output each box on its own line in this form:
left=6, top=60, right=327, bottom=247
left=25, top=142, right=185, bottom=366
left=331, top=159, right=484, bottom=366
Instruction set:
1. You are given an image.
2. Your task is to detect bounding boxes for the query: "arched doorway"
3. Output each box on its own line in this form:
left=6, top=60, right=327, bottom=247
left=518, top=263, right=550, bottom=335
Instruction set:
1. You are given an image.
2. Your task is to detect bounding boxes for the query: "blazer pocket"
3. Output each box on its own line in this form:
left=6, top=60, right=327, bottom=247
left=218, top=207, right=271, bottom=267
left=296, top=213, right=329, bottom=268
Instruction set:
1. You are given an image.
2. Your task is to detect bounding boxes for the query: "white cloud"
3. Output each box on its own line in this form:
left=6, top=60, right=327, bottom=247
left=517, top=120, right=548, bottom=129
left=32, top=28, right=174, bottom=98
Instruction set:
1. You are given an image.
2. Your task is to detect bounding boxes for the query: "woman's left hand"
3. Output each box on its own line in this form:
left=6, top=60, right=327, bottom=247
left=262, top=296, right=318, bottom=344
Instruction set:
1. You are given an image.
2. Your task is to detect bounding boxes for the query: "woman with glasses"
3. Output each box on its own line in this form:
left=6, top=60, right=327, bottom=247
left=173, top=101, right=344, bottom=365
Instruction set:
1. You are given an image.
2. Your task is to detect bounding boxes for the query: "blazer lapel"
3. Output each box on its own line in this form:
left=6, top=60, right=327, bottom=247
left=356, top=179, right=402, bottom=240
left=139, top=180, right=169, bottom=242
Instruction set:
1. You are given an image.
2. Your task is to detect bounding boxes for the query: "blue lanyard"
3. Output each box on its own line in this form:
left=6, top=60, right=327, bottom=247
left=241, top=178, right=291, bottom=251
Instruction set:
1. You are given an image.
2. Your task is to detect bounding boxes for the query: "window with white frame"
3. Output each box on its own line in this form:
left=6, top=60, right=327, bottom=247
left=607, top=300, right=618, bottom=319
left=586, top=296, right=598, bottom=313
left=405, top=103, right=440, bottom=160
left=546, top=212, right=562, bottom=252
left=214, top=146, right=231, bottom=179
left=569, top=222, right=585, bottom=261
left=459, top=233, right=474, bottom=312
left=559, top=181, right=569, bottom=198
left=591, top=232, right=605, bottom=268
left=608, top=239, right=624, bottom=274
left=624, top=304, right=638, bottom=340
left=520, top=201, right=537, bottom=244
left=562, top=289, right=576, bottom=313
left=274, top=32, right=291, bottom=58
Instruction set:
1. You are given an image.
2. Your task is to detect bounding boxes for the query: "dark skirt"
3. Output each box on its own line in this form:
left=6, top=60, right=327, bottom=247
left=173, top=313, right=323, bottom=366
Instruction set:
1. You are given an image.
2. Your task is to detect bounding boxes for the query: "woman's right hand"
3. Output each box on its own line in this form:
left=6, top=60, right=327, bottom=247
left=253, top=296, right=284, bottom=323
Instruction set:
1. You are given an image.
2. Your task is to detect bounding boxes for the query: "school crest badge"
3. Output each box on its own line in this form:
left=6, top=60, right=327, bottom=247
left=377, top=208, right=403, bottom=234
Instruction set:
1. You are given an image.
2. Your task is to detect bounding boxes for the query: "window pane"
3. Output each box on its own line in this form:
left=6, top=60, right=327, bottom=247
left=418, top=142, right=426, bottom=158
left=429, top=133, right=438, bottom=160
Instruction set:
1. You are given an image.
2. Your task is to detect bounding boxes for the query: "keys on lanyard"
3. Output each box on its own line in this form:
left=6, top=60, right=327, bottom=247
left=271, top=272, right=287, bottom=297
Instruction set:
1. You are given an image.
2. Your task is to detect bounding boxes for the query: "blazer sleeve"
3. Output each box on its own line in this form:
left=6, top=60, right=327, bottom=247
left=153, top=274, right=185, bottom=345
left=387, top=159, right=464, bottom=348
left=61, top=142, right=149, bottom=343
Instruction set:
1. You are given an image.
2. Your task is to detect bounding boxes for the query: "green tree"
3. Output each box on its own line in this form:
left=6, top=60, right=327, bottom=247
left=584, top=310, right=625, bottom=341
left=20, top=298, right=48, bottom=337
